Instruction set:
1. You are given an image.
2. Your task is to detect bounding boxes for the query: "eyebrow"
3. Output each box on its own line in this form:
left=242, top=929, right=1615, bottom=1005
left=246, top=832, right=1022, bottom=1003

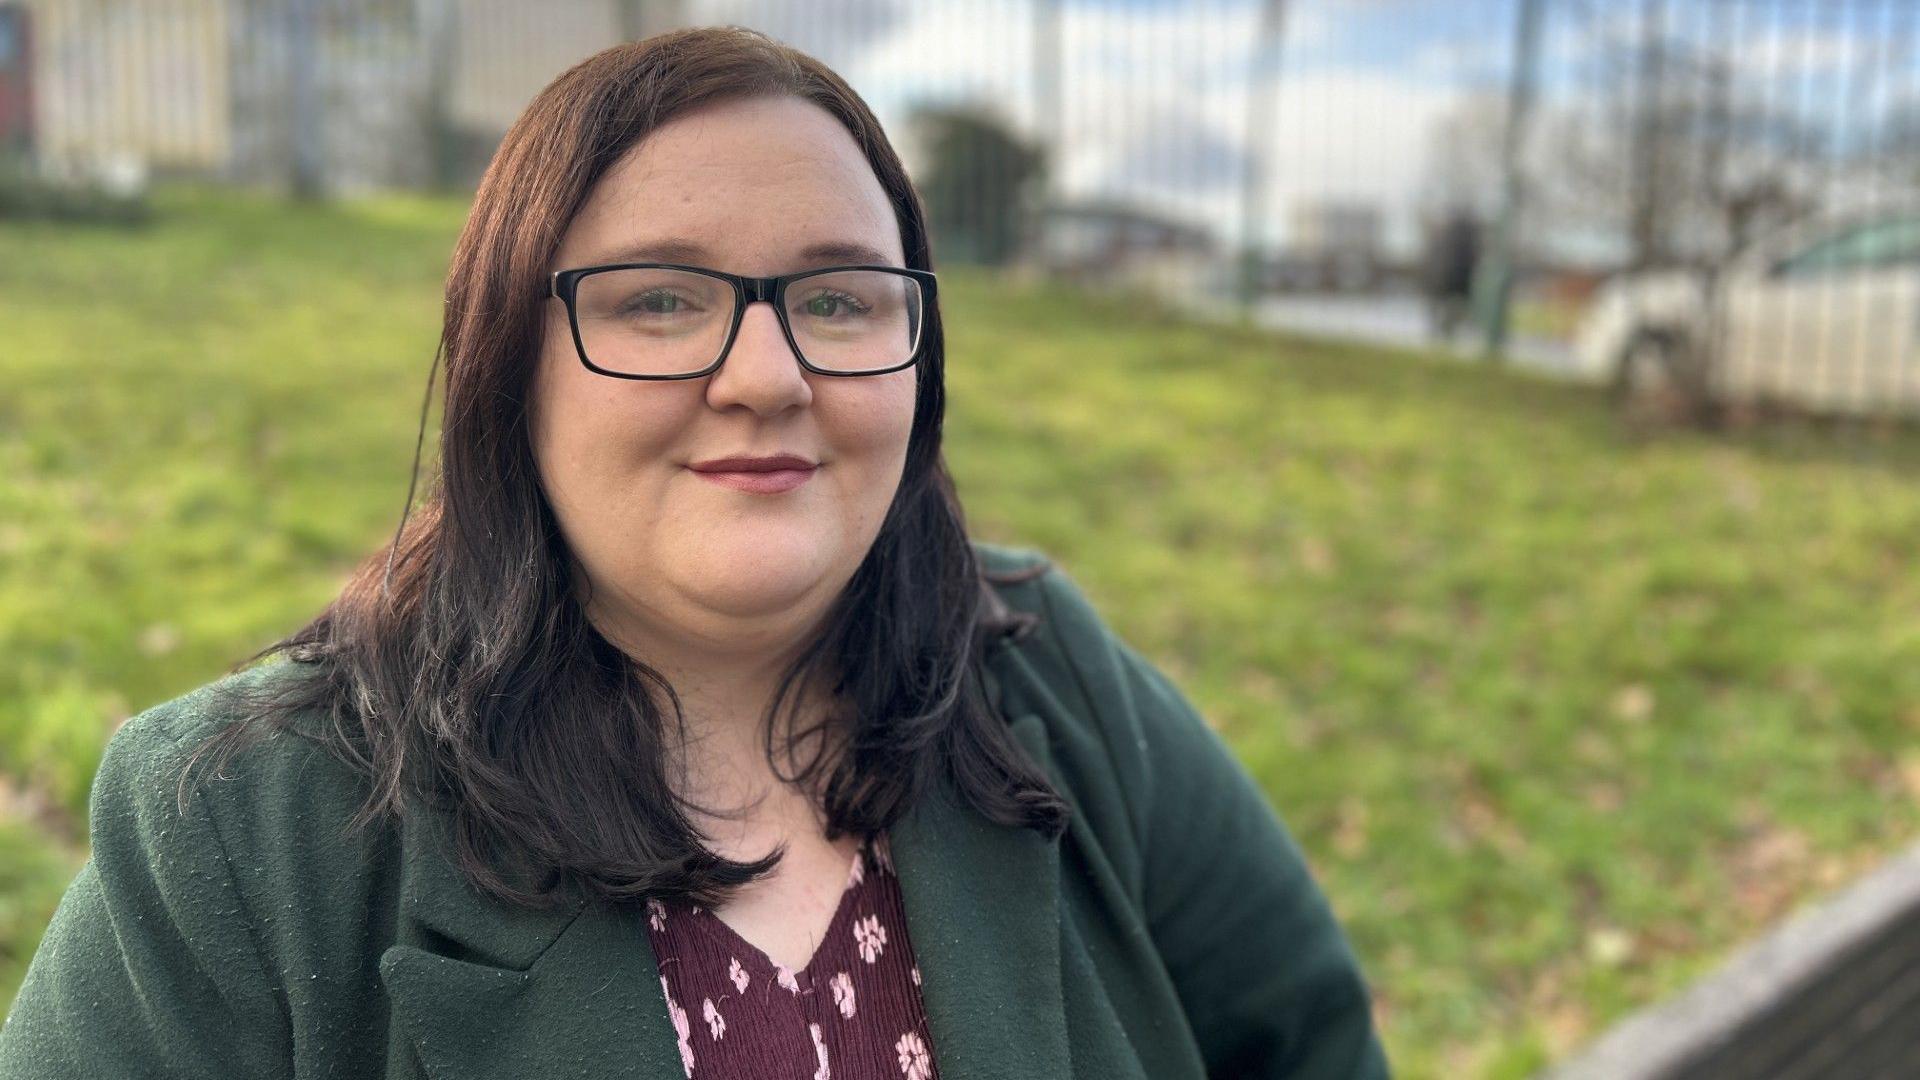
left=584, top=237, right=899, bottom=270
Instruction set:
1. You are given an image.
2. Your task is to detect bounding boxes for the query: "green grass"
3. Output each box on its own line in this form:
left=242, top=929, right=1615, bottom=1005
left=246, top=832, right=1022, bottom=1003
left=0, top=821, right=78, bottom=999
left=6, top=188, right=1920, bottom=1076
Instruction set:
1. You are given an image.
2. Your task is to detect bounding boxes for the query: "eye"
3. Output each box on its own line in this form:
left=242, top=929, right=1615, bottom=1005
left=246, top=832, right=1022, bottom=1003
left=621, top=289, right=702, bottom=317
left=798, top=290, right=871, bottom=319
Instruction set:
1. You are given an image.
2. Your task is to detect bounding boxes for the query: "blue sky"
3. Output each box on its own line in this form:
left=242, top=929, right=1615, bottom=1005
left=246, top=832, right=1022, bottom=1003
left=1287, top=0, right=1518, bottom=83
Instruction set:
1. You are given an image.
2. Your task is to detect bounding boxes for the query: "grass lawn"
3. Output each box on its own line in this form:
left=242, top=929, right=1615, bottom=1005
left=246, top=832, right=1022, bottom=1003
left=5, top=187, right=1920, bottom=1076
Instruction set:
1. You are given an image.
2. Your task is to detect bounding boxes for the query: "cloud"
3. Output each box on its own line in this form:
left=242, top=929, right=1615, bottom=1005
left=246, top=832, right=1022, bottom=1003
left=1726, top=27, right=1881, bottom=81
left=741, top=0, right=1467, bottom=254
left=1111, top=110, right=1245, bottom=195
left=1410, top=33, right=1510, bottom=85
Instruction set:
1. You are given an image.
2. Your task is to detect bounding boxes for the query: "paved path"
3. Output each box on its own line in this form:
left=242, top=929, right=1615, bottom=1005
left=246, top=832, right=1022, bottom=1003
left=1253, top=291, right=1588, bottom=379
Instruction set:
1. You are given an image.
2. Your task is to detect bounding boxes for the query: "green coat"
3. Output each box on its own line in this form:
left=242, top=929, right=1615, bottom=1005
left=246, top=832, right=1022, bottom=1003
left=0, top=543, right=1390, bottom=1079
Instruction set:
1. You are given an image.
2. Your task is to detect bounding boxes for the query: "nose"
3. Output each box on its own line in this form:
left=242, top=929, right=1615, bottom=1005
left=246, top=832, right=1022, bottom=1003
left=704, top=299, right=813, bottom=414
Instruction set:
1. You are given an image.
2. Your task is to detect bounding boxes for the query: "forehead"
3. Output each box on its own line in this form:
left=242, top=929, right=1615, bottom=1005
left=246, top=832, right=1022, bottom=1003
left=560, top=95, right=904, bottom=273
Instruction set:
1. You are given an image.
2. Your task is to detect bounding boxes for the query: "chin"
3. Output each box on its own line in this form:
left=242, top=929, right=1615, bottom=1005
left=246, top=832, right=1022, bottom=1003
left=678, top=543, right=843, bottom=616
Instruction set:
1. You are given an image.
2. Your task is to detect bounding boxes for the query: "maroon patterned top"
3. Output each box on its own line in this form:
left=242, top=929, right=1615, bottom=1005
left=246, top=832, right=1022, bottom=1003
left=642, top=830, right=941, bottom=1080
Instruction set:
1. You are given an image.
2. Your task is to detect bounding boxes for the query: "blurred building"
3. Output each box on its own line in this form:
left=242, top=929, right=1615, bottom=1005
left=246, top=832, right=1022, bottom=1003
left=7, top=0, right=685, bottom=191
left=1034, top=198, right=1218, bottom=298
left=12, top=0, right=231, bottom=174
left=1286, top=199, right=1384, bottom=291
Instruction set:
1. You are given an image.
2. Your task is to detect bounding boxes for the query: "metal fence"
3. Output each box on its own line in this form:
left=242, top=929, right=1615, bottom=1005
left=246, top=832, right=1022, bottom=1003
left=6, top=0, right=1920, bottom=416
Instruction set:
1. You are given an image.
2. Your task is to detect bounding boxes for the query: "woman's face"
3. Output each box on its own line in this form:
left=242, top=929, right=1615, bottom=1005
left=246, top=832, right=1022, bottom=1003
left=530, top=95, right=918, bottom=667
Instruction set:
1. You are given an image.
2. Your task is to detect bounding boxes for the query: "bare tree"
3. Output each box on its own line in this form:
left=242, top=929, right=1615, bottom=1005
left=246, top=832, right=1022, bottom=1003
left=1423, top=19, right=1819, bottom=276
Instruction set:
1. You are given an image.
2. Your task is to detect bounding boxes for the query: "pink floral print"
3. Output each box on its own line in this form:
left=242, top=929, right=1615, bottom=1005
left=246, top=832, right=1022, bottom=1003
left=810, top=1021, right=831, bottom=1079
left=830, top=971, right=856, bottom=1018
left=853, top=914, right=887, bottom=963
left=895, top=1032, right=932, bottom=1080
left=642, top=829, right=938, bottom=1078
left=660, top=975, right=695, bottom=1077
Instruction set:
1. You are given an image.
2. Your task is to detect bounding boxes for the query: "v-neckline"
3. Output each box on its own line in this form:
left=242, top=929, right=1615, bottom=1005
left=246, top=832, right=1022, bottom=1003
left=686, top=832, right=871, bottom=985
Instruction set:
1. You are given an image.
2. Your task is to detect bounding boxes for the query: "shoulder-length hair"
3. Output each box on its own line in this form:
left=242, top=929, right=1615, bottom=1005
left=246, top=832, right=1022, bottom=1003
left=188, top=25, right=1069, bottom=909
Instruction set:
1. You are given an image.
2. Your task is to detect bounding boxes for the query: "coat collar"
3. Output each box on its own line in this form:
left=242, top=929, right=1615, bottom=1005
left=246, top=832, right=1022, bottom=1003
left=378, top=653, right=1068, bottom=1079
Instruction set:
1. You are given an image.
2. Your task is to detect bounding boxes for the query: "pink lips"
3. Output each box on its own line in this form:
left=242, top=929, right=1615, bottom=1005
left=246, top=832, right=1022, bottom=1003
left=686, top=454, right=819, bottom=494
left=690, top=466, right=816, bottom=494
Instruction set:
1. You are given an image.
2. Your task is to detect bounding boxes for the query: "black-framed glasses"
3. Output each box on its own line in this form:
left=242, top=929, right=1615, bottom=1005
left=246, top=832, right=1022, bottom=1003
left=547, top=263, right=937, bottom=380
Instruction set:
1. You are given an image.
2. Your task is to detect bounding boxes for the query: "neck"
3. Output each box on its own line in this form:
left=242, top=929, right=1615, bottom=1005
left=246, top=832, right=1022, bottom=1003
left=660, top=667, right=851, bottom=850
left=584, top=597, right=850, bottom=828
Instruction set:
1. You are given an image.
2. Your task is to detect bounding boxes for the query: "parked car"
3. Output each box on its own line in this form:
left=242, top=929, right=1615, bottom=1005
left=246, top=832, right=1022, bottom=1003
left=1576, top=211, right=1920, bottom=415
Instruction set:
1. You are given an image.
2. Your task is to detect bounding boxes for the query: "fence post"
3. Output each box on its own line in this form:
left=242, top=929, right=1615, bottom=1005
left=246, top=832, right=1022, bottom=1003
left=416, top=0, right=458, bottom=189
left=1237, top=0, right=1288, bottom=316
left=1474, top=0, right=1542, bottom=362
left=286, top=0, right=323, bottom=200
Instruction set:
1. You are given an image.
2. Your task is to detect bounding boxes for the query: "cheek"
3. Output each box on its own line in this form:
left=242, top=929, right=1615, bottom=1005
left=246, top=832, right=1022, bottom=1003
left=530, top=322, right=602, bottom=506
left=529, top=315, right=688, bottom=515
left=826, top=368, right=917, bottom=457
left=822, top=371, right=917, bottom=531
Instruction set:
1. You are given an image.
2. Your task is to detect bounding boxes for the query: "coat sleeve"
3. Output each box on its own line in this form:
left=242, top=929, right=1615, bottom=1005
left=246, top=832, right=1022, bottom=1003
left=0, top=706, right=292, bottom=1079
left=1035, top=564, right=1391, bottom=1079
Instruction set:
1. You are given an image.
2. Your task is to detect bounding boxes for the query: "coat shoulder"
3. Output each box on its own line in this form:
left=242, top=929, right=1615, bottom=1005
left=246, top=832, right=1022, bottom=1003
left=969, top=539, right=1127, bottom=651
left=101, top=659, right=359, bottom=790
left=972, top=537, right=1055, bottom=579
left=969, top=541, right=1164, bottom=860
left=101, top=660, right=311, bottom=760
left=970, top=545, right=1394, bottom=1078
left=969, top=538, right=1139, bottom=718
left=11, top=666, right=403, bottom=1079
left=91, top=660, right=385, bottom=885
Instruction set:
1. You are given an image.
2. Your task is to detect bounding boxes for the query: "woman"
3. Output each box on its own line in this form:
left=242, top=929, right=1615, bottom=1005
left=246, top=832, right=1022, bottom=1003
left=0, top=26, right=1388, bottom=1080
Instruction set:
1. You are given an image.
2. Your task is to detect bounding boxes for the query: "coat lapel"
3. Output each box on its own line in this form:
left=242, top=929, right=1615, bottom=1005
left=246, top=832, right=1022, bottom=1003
left=890, top=707, right=1073, bottom=1078
left=379, top=650, right=1069, bottom=1079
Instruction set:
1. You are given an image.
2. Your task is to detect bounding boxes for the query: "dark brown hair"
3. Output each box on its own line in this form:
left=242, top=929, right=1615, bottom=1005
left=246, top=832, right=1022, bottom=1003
left=187, top=25, right=1069, bottom=908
